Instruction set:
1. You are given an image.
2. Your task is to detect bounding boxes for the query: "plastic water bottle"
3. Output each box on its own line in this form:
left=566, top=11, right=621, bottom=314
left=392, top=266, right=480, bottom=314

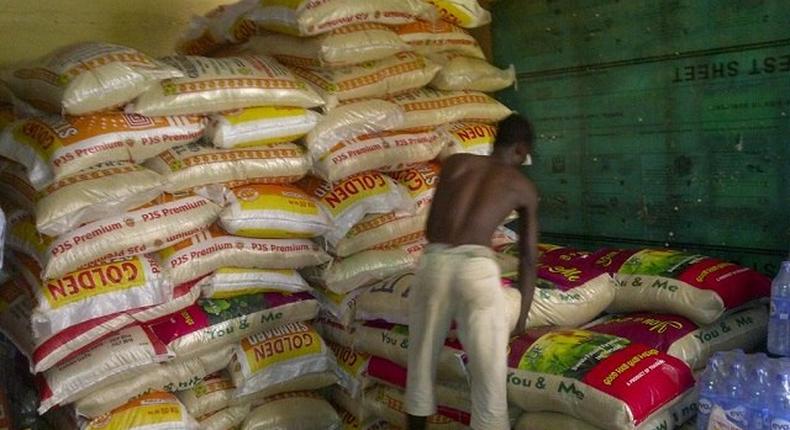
left=748, top=353, right=772, bottom=429
left=698, top=352, right=727, bottom=429
left=770, top=360, right=790, bottom=430
left=718, top=351, right=749, bottom=428
left=768, top=261, right=790, bottom=357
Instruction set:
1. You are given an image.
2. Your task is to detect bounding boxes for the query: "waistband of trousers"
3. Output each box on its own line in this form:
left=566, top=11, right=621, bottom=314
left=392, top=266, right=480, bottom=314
left=424, top=243, right=496, bottom=259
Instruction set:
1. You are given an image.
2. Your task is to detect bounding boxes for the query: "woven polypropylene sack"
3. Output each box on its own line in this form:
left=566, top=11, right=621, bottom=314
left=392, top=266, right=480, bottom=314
left=146, top=292, right=319, bottom=359
left=127, top=55, right=324, bottom=116
left=0, top=160, right=36, bottom=211
left=364, top=385, right=468, bottom=430
left=4, top=42, right=183, bottom=115
left=37, top=324, right=171, bottom=414
left=82, top=391, right=199, bottom=430
left=498, top=244, right=617, bottom=328
left=75, top=346, right=234, bottom=419
left=0, top=275, right=35, bottom=360
left=391, top=88, right=512, bottom=129
left=229, top=322, right=337, bottom=399
left=337, top=407, right=394, bottom=430
left=311, top=284, right=367, bottom=327
left=177, top=1, right=258, bottom=55
left=178, top=371, right=235, bottom=419
left=144, top=142, right=309, bottom=194
left=5, top=212, right=51, bottom=269
left=248, top=0, right=434, bottom=36
left=0, top=115, right=54, bottom=189
left=593, top=248, right=772, bottom=325
left=246, top=23, right=411, bottom=68
left=586, top=305, right=769, bottom=370
left=198, top=405, right=251, bottom=430
left=220, top=183, right=331, bottom=238
left=199, top=268, right=311, bottom=299
left=208, top=106, right=321, bottom=149
left=31, top=254, right=171, bottom=340
left=30, top=280, right=200, bottom=374
left=241, top=391, right=341, bottom=430
left=328, top=342, right=372, bottom=399
left=335, top=212, right=427, bottom=258
left=422, top=0, right=491, bottom=28
left=160, top=226, right=330, bottom=286
left=439, top=122, right=496, bottom=159
left=43, top=194, right=222, bottom=280
left=305, top=99, right=405, bottom=158
left=290, top=52, right=441, bottom=103
left=4, top=112, right=206, bottom=181
left=387, top=161, right=441, bottom=213
left=298, top=172, right=414, bottom=245
left=310, top=241, right=425, bottom=295
left=428, top=52, right=515, bottom=92
left=396, top=20, right=485, bottom=59
left=507, top=329, right=695, bottom=430
left=35, top=162, right=164, bottom=237
left=314, top=129, right=445, bottom=183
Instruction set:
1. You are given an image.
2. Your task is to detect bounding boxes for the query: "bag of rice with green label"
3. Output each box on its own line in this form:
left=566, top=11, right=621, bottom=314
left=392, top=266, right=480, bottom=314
left=208, top=106, right=321, bottom=149
left=5, top=42, right=183, bottom=115
left=146, top=292, right=319, bottom=359
left=248, top=0, right=434, bottom=36
left=290, top=52, right=441, bottom=103
left=219, top=183, right=331, bottom=238
left=246, top=23, right=411, bottom=68
left=507, top=328, right=695, bottom=430
left=127, top=55, right=324, bottom=116
left=591, top=248, right=772, bottom=325
left=229, top=321, right=338, bottom=401
left=586, top=305, right=769, bottom=370
left=199, top=268, right=311, bottom=299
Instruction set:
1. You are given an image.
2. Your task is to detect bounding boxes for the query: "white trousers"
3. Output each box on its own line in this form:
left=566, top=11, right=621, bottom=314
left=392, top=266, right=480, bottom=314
left=405, top=244, right=509, bottom=430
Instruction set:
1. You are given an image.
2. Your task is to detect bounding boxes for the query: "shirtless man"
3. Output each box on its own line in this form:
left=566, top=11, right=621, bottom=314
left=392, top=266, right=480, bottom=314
left=405, top=114, right=538, bottom=430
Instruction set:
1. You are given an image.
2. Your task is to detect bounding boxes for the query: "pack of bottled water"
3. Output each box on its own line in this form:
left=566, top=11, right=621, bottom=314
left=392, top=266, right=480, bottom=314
left=697, top=350, right=790, bottom=430
left=768, top=260, right=790, bottom=357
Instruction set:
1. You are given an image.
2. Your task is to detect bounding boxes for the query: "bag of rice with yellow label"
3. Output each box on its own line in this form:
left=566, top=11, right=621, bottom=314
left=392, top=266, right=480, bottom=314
left=37, top=324, right=172, bottom=414
left=591, top=248, right=772, bottom=325
left=298, top=172, right=414, bottom=245
left=43, top=193, right=222, bottom=279
left=229, top=321, right=338, bottom=400
left=75, top=345, right=235, bottom=418
left=35, top=162, right=164, bottom=237
left=396, top=20, right=485, bottom=59
left=0, top=159, right=36, bottom=212
left=160, top=225, right=330, bottom=285
left=219, top=183, right=331, bottom=238
left=313, top=129, right=446, bottom=183
left=291, top=52, right=441, bottom=103
left=246, top=23, right=411, bottom=68
left=3, top=112, right=205, bottom=181
left=305, top=99, right=405, bottom=157
left=388, top=160, right=441, bottom=212
left=4, top=42, right=183, bottom=115
left=335, top=212, right=427, bottom=258
left=241, top=391, right=341, bottom=430
left=328, top=342, right=372, bottom=399
left=507, top=328, right=696, bottom=430
left=82, top=391, right=199, bottom=430
left=144, top=142, right=309, bottom=194
left=248, top=0, right=434, bottom=36
left=311, top=284, right=365, bottom=327
left=127, top=55, right=324, bottom=116
left=428, top=52, right=515, bottom=92
left=31, top=253, right=170, bottom=340
left=178, top=371, right=235, bottom=419
left=391, top=88, right=512, bottom=129
left=422, top=0, right=491, bottom=28
left=208, top=106, right=321, bottom=149
left=439, top=122, right=496, bottom=159
left=364, top=385, right=469, bottom=430
left=199, top=268, right=311, bottom=299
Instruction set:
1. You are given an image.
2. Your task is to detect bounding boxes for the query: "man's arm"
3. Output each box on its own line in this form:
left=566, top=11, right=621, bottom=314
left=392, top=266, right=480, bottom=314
left=516, top=183, right=539, bottom=334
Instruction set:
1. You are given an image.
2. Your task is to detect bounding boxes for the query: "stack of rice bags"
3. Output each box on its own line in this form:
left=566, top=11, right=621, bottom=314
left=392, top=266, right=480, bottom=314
left=0, top=38, right=347, bottom=429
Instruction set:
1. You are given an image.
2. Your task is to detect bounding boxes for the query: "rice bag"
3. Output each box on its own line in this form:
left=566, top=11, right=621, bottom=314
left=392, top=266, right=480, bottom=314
left=81, top=391, right=199, bottom=430
left=208, top=106, right=321, bottom=149
left=390, top=88, right=511, bottom=129
left=199, top=268, right=311, bottom=299
left=396, top=20, right=485, bottom=59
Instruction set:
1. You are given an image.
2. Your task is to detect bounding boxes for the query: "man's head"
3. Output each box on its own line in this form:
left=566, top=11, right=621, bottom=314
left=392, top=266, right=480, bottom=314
left=492, top=113, right=534, bottom=166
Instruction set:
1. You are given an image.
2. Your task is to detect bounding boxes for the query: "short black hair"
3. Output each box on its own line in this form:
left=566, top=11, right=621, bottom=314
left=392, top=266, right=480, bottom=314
left=495, top=113, right=534, bottom=149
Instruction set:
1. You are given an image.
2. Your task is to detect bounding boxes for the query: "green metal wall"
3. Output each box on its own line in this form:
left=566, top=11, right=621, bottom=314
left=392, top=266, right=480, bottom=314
left=492, top=0, right=789, bottom=275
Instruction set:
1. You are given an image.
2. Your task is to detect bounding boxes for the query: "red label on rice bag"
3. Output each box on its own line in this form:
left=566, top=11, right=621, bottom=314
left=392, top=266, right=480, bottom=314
left=537, top=246, right=608, bottom=292
left=582, top=343, right=694, bottom=424
left=594, top=248, right=771, bottom=308
left=587, top=313, right=697, bottom=353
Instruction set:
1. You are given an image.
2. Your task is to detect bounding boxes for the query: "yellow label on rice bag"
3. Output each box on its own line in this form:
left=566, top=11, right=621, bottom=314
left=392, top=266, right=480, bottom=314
left=220, top=184, right=330, bottom=238
left=422, top=0, right=492, bottom=28
left=84, top=391, right=197, bottom=430
left=144, top=142, right=309, bottom=193
left=127, top=55, right=324, bottom=116
left=209, top=106, right=321, bottom=149
left=440, top=122, right=496, bottom=159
